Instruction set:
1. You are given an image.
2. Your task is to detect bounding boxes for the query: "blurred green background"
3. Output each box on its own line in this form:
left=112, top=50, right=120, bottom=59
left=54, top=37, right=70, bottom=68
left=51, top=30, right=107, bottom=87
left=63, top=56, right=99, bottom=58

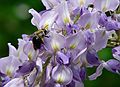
left=0, top=0, right=120, bottom=87
left=0, top=0, right=45, bottom=57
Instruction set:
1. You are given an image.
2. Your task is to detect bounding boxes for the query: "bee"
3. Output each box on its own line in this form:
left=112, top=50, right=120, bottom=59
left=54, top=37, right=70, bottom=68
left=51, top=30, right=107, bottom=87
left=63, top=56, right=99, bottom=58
left=29, top=27, right=49, bottom=50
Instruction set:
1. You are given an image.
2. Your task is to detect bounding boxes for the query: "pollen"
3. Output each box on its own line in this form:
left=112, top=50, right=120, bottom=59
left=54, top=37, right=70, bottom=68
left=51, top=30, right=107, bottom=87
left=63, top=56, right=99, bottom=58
left=28, top=52, right=32, bottom=60
left=64, top=18, right=70, bottom=24
left=51, top=40, right=60, bottom=52
left=57, top=73, right=64, bottom=84
left=70, top=43, right=76, bottom=49
left=102, top=6, right=107, bottom=12
left=6, top=66, right=14, bottom=77
left=85, top=23, right=91, bottom=29
left=79, top=0, right=85, bottom=6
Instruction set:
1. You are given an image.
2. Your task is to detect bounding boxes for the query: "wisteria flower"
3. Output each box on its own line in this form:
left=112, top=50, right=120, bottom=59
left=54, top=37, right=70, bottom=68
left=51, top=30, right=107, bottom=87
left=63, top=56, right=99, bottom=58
left=0, top=0, right=120, bottom=87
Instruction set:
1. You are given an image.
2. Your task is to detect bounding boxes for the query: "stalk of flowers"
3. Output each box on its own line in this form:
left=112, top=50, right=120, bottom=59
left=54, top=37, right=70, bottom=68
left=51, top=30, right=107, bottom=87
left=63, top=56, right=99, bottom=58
left=0, top=0, right=120, bottom=87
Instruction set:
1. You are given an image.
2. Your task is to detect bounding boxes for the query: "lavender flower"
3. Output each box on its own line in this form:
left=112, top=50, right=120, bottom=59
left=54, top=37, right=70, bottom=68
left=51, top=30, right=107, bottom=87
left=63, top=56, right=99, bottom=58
left=0, top=0, right=120, bottom=87
left=89, top=46, right=120, bottom=80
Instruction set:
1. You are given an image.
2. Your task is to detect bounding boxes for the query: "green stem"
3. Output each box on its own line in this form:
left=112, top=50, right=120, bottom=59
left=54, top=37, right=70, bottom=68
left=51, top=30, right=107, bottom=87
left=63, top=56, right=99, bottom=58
left=116, top=30, right=120, bottom=41
left=73, top=14, right=80, bottom=24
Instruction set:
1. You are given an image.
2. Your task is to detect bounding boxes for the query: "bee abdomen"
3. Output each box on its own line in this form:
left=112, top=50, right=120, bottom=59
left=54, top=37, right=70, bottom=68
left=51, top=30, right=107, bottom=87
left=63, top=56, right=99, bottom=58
left=32, top=36, right=43, bottom=50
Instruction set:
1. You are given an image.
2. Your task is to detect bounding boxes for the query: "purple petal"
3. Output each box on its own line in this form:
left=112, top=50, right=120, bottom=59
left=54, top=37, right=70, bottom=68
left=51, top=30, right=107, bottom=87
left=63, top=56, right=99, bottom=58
left=1, top=76, right=11, bottom=86
left=72, top=66, right=86, bottom=82
left=0, top=71, right=6, bottom=77
left=22, top=34, right=29, bottom=41
left=66, top=80, right=75, bottom=87
left=66, top=24, right=72, bottom=35
left=66, top=30, right=86, bottom=50
left=72, top=7, right=80, bottom=16
left=16, top=61, right=36, bottom=77
left=72, top=67, right=82, bottom=82
left=27, top=68, right=37, bottom=86
left=74, top=80, right=84, bottom=87
left=78, top=12, right=91, bottom=27
left=93, top=29, right=109, bottom=51
left=29, top=8, right=41, bottom=28
left=94, top=0, right=119, bottom=11
left=112, top=46, right=120, bottom=61
left=44, top=31, right=65, bottom=52
left=105, top=59, right=120, bottom=73
left=112, top=48, right=117, bottom=54
left=4, top=78, right=24, bottom=87
left=58, top=1, right=72, bottom=24
left=89, top=63, right=104, bottom=80
left=38, top=10, right=58, bottom=29
left=41, top=0, right=60, bottom=9
left=98, top=13, right=108, bottom=26
left=44, top=79, right=55, bottom=87
left=36, top=58, right=43, bottom=72
left=8, top=43, right=17, bottom=56
left=105, top=21, right=119, bottom=31
left=79, top=67, right=86, bottom=81
left=52, top=65, right=73, bottom=85
left=86, top=49, right=100, bottom=66
left=56, top=51, right=70, bottom=64
left=46, top=64, right=53, bottom=82
left=84, top=30, right=95, bottom=46
left=108, top=0, right=119, bottom=11
left=0, top=55, right=21, bottom=77
left=17, top=39, right=29, bottom=62
left=23, top=41, right=39, bottom=61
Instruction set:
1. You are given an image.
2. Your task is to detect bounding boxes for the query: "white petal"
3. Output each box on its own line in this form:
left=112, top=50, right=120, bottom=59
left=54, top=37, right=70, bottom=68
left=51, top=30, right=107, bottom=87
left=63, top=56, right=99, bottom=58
left=8, top=43, right=17, bottom=56
left=36, top=58, right=43, bottom=72
left=44, top=31, right=65, bottom=52
left=38, top=10, right=58, bottom=29
left=4, top=78, right=24, bottom=87
left=41, top=0, right=59, bottom=9
left=58, top=1, right=72, bottom=24
left=29, top=8, right=41, bottom=28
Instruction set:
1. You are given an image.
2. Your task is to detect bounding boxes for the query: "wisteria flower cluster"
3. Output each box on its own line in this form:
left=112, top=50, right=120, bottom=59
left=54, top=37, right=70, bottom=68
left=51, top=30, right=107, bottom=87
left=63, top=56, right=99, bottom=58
left=0, top=0, right=120, bottom=87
